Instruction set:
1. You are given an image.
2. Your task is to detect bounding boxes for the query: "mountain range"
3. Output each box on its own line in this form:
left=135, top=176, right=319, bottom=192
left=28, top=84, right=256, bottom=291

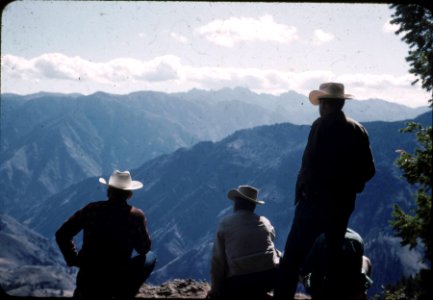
left=0, top=88, right=430, bottom=296
left=27, top=111, right=431, bottom=296
left=0, top=88, right=428, bottom=221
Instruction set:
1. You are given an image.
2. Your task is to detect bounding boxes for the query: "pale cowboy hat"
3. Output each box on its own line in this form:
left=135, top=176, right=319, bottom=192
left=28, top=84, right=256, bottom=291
left=309, top=82, right=353, bottom=106
left=227, top=185, right=265, bottom=205
left=99, top=170, right=143, bottom=190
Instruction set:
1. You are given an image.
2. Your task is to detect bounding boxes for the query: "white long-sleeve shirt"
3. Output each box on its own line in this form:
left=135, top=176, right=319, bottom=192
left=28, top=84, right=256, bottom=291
left=210, top=210, right=280, bottom=293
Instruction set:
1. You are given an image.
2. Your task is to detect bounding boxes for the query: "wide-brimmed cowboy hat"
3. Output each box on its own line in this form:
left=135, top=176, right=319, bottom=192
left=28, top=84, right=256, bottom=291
left=309, top=82, right=353, bottom=105
left=227, top=185, right=265, bottom=205
left=99, top=170, right=143, bottom=190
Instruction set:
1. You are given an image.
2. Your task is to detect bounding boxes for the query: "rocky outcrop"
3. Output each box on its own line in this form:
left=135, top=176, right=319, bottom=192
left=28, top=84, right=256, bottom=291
left=137, top=280, right=311, bottom=299
left=137, top=279, right=210, bottom=298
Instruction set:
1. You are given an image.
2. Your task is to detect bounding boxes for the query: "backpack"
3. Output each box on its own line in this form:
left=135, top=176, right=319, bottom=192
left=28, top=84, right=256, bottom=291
left=303, top=229, right=373, bottom=298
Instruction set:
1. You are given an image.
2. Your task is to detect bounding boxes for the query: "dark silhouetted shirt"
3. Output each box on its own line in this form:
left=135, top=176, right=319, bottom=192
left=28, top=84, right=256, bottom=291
left=295, top=111, right=375, bottom=211
left=56, top=199, right=151, bottom=270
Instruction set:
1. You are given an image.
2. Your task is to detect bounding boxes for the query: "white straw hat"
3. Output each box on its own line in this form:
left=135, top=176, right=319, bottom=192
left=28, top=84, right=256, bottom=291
left=99, top=170, right=143, bottom=191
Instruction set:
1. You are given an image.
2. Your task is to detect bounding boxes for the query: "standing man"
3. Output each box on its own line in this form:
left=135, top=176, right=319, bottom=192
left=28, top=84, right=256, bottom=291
left=275, top=82, right=375, bottom=299
left=56, top=170, right=156, bottom=298
left=208, top=185, right=281, bottom=299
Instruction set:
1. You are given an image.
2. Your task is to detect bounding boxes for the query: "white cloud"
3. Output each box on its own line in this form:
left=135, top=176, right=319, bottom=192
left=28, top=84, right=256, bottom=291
left=34, top=53, right=82, bottom=80
left=105, top=56, right=182, bottom=82
left=1, top=53, right=430, bottom=107
left=312, top=29, right=335, bottom=45
left=1, top=53, right=181, bottom=84
left=335, top=73, right=429, bottom=104
left=196, top=14, right=298, bottom=47
left=383, top=19, right=400, bottom=33
left=170, top=32, right=189, bottom=44
left=1, top=54, right=37, bottom=80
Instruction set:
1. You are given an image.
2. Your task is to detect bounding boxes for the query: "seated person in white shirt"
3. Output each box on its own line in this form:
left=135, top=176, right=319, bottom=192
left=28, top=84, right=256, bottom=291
left=208, top=185, right=281, bottom=299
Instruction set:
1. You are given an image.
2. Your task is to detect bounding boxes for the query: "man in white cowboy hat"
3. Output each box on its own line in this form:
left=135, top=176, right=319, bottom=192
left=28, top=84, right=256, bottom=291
left=56, top=170, right=156, bottom=298
left=208, top=185, right=281, bottom=299
left=275, top=82, right=375, bottom=299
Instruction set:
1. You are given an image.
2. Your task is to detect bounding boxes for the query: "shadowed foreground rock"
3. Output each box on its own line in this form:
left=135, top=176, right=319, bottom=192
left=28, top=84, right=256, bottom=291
left=1, top=278, right=312, bottom=299
left=137, top=279, right=210, bottom=298
left=136, top=279, right=311, bottom=299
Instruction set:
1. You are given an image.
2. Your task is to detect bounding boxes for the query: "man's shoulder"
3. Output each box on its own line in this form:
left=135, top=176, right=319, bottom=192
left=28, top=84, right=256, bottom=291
left=218, top=212, right=243, bottom=228
left=345, top=116, right=366, bottom=129
left=345, top=229, right=364, bottom=246
left=312, top=117, right=322, bottom=126
left=86, top=200, right=106, bottom=206
left=259, top=215, right=272, bottom=225
left=346, top=116, right=360, bottom=124
left=130, top=206, right=145, bottom=218
left=220, top=212, right=270, bottom=225
left=219, top=213, right=235, bottom=224
left=81, top=200, right=107, bottom=211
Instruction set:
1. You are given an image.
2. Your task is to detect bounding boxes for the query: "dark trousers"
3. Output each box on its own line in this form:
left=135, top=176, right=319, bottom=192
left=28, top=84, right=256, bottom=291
left=274, top=197, right=352, bottom=299
left=74, top=251, right=156, bottom=298
left=218, top=268, right=277, bottom=299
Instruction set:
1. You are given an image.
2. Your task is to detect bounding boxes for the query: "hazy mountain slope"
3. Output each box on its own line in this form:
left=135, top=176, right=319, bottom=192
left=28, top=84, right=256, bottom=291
left=0, top=214, right=75, bottom=297
left=1, top=89, right=428, bottom=222
left=173, top=87, right=429, bottom=123
left=29, top=112, right=432, bottom=295
left=1, top=92, right=199, bottom=219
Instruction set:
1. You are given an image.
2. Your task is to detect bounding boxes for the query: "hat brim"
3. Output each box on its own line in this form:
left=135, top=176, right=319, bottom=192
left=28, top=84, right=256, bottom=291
left=227, top=189, right=265, bottom=205
left=99, top=177, right=143, bottom=191
left=309, top=90, right=353, bottom=106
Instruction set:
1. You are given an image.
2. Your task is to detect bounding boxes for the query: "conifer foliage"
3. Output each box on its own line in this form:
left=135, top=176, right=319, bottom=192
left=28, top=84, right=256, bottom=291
left=389, top=4, right=433, bottom=92
left=388, top=3, right=432, bottom=300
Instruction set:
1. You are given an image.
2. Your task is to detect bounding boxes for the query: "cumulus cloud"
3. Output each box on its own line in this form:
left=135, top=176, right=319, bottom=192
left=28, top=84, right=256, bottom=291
left=196, top=14, right=298, bottom=47
left=312, top=29, right=335, bottom=45
left=1, top=53, right=181, bottom=84
left=335, top=73, right=426, bottom=103
left=1, top=53, right=429, bottom=107
left=382, top=19, right=400, bottom=33
left=1, top=54, right=37, bottom=80
left=33, top=53, right=83, bottom=80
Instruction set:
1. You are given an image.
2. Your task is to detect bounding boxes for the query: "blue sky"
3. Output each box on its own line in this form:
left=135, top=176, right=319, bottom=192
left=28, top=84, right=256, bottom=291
left=1, top=1, right=431, bottom=107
